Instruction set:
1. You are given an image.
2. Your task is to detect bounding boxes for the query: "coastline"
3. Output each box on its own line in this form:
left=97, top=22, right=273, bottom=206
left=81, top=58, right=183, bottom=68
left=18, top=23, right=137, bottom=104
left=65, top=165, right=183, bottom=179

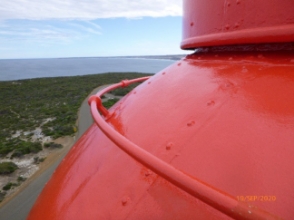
left=0, top=80, right=125, bottom=219
left=0, top=56, right=180, bottom=81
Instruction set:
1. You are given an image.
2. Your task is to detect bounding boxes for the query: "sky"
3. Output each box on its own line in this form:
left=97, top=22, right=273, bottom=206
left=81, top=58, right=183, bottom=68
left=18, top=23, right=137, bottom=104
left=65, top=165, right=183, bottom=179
left=0, top=0, right=186, bottom=59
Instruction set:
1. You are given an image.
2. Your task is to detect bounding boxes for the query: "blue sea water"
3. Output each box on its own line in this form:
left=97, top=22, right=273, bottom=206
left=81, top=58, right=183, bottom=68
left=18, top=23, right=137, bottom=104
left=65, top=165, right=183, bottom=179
left=0, top=57, right=176, bottom=81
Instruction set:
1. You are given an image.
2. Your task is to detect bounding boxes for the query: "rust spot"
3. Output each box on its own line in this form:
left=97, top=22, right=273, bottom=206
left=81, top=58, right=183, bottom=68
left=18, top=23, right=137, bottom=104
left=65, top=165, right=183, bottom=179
left=190, top=22, right=194, bottom=27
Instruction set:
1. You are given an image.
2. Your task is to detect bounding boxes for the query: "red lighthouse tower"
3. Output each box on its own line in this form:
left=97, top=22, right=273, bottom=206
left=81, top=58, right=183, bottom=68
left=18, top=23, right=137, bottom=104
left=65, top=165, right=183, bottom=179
left=28, top=0, right=294, bottom=219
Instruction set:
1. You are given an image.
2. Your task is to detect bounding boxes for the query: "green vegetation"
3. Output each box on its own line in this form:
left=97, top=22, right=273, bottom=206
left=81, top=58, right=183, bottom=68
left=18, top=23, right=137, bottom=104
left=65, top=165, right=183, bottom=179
left=17, top=176, right=27, bottom=182
left=109, top=83, right=141, bottom=96
left=44, top=142, right=63, bottom=149
left=2, top=182, right=19, bottom=191
left=103, top=98, right=120, bottom=109
left=0, top=72, right=152, bottom=158
left=0, top=138, right=42, bottom=158
left=33, top=156, right=46, bottom=164
left=0, top=162, right=18, bottom=175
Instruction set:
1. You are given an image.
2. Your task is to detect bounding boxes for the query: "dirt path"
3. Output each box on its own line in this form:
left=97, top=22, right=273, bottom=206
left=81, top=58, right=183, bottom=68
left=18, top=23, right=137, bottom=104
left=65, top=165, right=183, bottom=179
left=0, top=85, right=112, bottom=220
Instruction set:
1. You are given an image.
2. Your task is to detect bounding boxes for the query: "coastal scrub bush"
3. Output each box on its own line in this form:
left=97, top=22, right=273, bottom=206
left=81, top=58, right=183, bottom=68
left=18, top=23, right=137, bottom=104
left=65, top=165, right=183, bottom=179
left=0, top=145, right=13, bottom=157
left=109, top=82, right=140, bottom=96
left=2, top=182, right=18, bottom=191
left=0, top=162, right=18, bottom=174
left=10, top=141, right=42, bottom=158
left=17, top=176, right=27, bottom=182
left=44, top=142, right=63, bottom=149
left=103, top=98, right=120, bottom=109
left=33, top=156, right=46, bottom=164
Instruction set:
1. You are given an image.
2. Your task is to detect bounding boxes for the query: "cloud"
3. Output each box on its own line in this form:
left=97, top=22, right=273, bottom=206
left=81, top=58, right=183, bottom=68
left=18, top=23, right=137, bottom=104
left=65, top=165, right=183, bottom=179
left=0, top=0, right=182, bottom=21
left=0, top=20, right=101, bottom=45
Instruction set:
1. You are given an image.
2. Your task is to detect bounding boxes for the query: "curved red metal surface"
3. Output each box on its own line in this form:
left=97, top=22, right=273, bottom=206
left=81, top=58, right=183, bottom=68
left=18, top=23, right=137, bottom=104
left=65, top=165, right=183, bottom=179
left=181, top=0, right=294, bottom=49
left=88, top=78, right=277, bottom=220
left=28, top=49, right=294, bottom=219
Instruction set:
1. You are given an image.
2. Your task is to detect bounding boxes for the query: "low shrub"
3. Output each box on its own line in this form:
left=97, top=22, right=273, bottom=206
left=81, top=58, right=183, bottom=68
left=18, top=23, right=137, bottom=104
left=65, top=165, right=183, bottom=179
left=17, top=176, right=27, bottom=182
left=2, top=182, right=18, bottom=191
left=0, top=162, right=18, bottom=174
left=10, top=141, right=42, bottom=158
left=33, top=156, right=46, bottom=164
left=44, top=142, right=63, bottom=149
left=103, top=98, right=120, bottom=109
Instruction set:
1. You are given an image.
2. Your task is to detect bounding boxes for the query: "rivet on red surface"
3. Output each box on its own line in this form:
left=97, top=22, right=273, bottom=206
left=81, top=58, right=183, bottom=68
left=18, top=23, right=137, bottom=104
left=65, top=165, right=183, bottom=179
left=187, top=121, right=195, bottom=127
left=290, top=59, right=294, bottom=63
left=121, top=197, right=130, bottom=206
left=236, top=0, right=241, bottom=4
left=242, top=68, right=248, bottom=73
left=148, top=81, right=151, bottom=84
left=162, top=72, right=166, bottom=75
left=207, top=100, right=215, bottom=106
left=190, top=22, right=194, bottom=27
left=145, top=170, right=152, bottom=177
left=166, top=142, right=174, bottom=150
left=242, top=67, right=248, bottom=73
left=177, top=62, right=182, bottom=66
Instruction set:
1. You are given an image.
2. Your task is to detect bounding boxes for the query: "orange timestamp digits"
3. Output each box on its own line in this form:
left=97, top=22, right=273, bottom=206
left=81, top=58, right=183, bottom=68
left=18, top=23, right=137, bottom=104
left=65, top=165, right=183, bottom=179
left=236, top=195, right=276, bottom=202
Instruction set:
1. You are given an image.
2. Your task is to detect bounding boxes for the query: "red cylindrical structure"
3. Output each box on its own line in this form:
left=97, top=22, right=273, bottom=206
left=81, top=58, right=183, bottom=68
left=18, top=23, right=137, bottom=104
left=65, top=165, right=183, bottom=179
left=28, top=0, right=294, bottom=219
left=181, top=0, right=294, bottom=49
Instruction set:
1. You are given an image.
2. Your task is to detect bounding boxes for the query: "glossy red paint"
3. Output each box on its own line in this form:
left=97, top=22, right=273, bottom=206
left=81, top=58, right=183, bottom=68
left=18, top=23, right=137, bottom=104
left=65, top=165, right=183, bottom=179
left=28, top=49, right=294, bottom=219
left=181, top=0, right=294, bottom=49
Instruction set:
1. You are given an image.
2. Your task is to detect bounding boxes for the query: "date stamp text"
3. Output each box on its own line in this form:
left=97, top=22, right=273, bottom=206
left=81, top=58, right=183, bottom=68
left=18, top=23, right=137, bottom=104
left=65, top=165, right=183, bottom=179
left=237, top=196, right=276, bottom=202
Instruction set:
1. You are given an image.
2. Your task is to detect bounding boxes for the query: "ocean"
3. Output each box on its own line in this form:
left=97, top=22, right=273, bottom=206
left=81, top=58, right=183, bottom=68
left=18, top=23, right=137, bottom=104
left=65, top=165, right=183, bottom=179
left=0, top=57, right=176, bottom=81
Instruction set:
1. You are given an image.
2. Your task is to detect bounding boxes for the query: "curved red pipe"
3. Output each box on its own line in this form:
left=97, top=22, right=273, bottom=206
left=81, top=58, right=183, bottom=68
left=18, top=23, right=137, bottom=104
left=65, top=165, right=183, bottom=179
left=89, top=77, right=278, bottom=220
